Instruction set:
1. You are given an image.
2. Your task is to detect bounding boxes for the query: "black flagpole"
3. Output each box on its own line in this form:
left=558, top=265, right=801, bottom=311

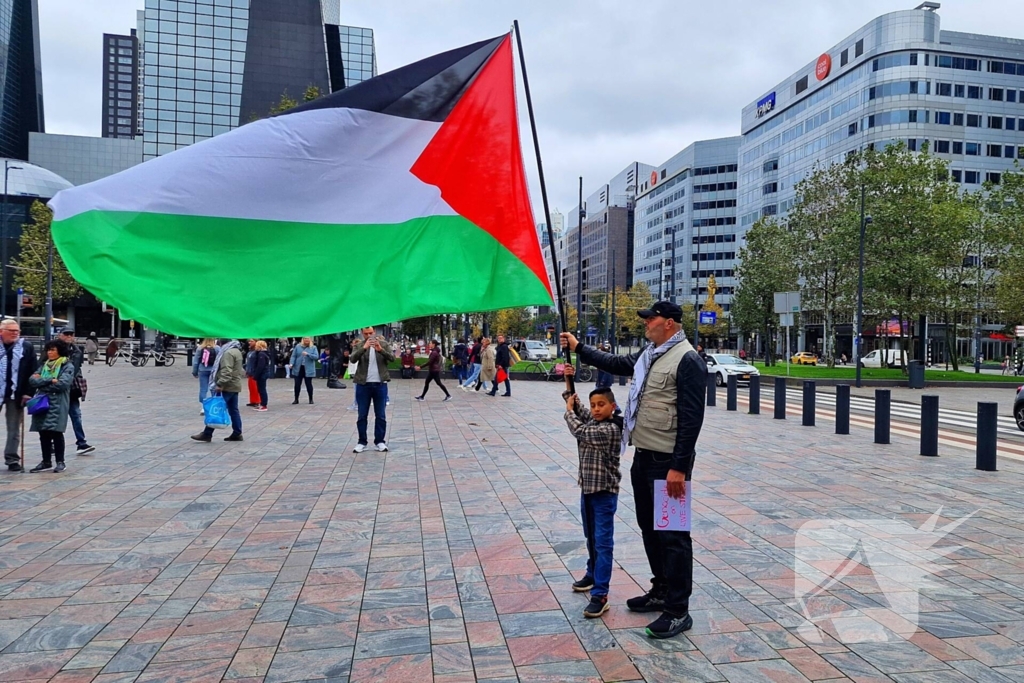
left=512, top=20, right=574, bottom=394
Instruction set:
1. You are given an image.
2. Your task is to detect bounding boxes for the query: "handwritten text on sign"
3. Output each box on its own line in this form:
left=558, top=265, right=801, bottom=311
left=654, top=480, right=692, bottom=532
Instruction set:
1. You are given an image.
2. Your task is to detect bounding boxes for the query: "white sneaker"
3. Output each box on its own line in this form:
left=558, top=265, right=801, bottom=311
left=353, top=443, right=367, bottom=453
left=375, top=442, right=388, bottom=452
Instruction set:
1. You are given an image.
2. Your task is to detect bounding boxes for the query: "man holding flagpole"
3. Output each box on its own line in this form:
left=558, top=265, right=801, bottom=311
left=562, top=300, right=706, bottom=639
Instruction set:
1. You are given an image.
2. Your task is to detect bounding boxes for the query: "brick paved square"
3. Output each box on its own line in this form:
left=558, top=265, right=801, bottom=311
left=1, top=364, right=1022, bottom=681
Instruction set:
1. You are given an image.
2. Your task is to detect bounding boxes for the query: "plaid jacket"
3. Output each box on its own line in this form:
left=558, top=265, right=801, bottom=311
left=563, top=391, right=622, bottom=494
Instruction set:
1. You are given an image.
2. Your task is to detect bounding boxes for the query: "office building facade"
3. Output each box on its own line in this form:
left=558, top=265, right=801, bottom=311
left=102, top=32, right=141, bottom=139
left=29, top=133, right=143, bottom=186
left=633, top=138, right=741, bottom=313
left=0, top=0, right=44, bottom=160
left=738, top=6, right=1024, bottom=227
left=139, top=0, right=376, bottom=160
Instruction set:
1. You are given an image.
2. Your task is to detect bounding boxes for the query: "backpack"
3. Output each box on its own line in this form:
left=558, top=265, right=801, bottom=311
left=199, top=346, right=218, bottom=368
left=71, top=373, right=88, bottom=401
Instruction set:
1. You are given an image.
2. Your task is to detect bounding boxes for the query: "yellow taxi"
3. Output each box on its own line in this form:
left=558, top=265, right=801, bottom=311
left=790, top=352, right=819, bottom=365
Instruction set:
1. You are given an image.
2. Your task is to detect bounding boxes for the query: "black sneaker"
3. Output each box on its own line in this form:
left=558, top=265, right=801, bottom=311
left=572, top=576, right=594, bottom=593
left=190, top=433, right=212, bottom=442
left=76, top=444, right=95, bottom=455
left=626, top=588, right=666, bottom=613
left=7, top=463, right=22, bottom=472
left=29, top=462, right=52, bottom=473
left=54, top=462, right=66, bottom=473
left=645, top=611, right=693, bottom=639
left=583, top=595, right=609, bottom=618
left=224, top=433, right=244, bottom=442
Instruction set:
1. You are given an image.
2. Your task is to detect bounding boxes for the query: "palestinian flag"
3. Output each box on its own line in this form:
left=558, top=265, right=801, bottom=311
left=49, top=34, right=553, bottom=338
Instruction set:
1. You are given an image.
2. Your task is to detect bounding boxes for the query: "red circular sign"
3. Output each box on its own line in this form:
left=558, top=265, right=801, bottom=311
left=815, top=53, right=832, bottom=81
left=650, top=171, right=658, bottom=186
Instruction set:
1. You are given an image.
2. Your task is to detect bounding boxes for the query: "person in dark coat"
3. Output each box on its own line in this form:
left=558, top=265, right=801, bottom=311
left=2, top=319, right=38, bottom=472
left=252, top=340, right=273, bottom=411
left=488, top=335, right=512, bottom=397
left=415, top=340, right=451, bottom=402
left=451, top=338, right=468, bottom=384
left=28, top=339, right=75, bottom=473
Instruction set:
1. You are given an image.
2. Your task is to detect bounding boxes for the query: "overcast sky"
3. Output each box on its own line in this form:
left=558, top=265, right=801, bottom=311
left=40, top=0, right=1024, bottom=217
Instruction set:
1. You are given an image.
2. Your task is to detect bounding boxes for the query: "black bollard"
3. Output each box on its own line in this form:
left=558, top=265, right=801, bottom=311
left=976, top=402, right=998, bottom=471
left=835, top=384, right=850, bottom=435
left=749, top=375, right=760, bottom=415
left=920, top=395, right=939, bottom=457
left=802, top=381, right=815, bottom=426
left=707, top=372, right=717, bottom=407
left=727, top=375, right=737, bottom=411
left=774, top=377, right=786, bottom=420
left=874, top=389, right=890, bottom=444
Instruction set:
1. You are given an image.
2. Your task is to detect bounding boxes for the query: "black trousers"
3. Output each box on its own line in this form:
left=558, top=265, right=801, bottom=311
left=421, top=370, right=449, bottom=397
left=293, top=366, right=313, bottom=401
left=40, top=430, right=65, bottom=465
left=631, top=447, right=693, bottom=615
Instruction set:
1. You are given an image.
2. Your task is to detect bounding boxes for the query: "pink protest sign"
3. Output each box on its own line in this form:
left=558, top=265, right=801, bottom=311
left=654, top=480, right=692, bottom=532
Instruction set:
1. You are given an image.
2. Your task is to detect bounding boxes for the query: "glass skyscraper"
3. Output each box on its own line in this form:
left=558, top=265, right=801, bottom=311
left=0, top=0, right=44, bottom=160
left=139, top=0, right=377, bottom=161
left=102, top=32, right=140, bottom=139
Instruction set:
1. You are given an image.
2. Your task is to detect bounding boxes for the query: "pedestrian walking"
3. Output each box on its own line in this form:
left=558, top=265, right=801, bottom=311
left=415, top=340, right=452, bottom=402
left=562, top=300, right=707, bottom=640
left=252, top=340, right=273, bottom=411
left=27, top=338, right=75, bottom=473
left=1, top=319, right=37, bottom=472
left=192, top=338, right=218, bottom=412
left=318, top=347, right=330, bottom=379
left=452, top=338, right=468, bottom=384
left=290, top=336, right=317, bottom=404
left=489, top=335, right=512, bottom=397
left=479, top=337, right=496, bottom=394
left=351, top=327, right=393, bottom=452
left=191, top=339, right=244, bottom=442
left=244, top=339, right=260, bottom=407
left=104, top=338, right=118, bottom=364
left=59, top=329, right=95, bottom=455
left=562, top=364, right=622, bottom=618
left=85, top=332, right=100, bottom=365
left=460, top=338, right=483, bottom=390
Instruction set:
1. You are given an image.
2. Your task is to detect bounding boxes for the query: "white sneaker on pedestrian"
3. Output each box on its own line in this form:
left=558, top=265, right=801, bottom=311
left=353, top=443, right=367, bottom=453
left=375, top=442, right=388, bottom=452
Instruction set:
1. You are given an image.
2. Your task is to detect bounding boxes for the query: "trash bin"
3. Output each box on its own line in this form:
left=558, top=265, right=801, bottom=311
left=186, top=348, right=194, bottom=366
left=908, top=360, right=925, bottom=389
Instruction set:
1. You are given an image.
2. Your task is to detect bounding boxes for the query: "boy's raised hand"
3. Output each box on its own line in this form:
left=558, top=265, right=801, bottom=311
left=565, top=394, right=577, bottom=412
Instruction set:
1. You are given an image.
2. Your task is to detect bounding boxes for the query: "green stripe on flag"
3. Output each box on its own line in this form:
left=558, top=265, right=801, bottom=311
left=53, top=211, right=552, bottom=338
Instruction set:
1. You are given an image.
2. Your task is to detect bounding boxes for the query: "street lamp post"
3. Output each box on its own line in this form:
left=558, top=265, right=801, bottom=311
left=1, top=161, right=23, bottom=318
left=669, top=227, right=677, bottom=305
left=44, top=231, right=53, bottom=342
left=855, top=184, right=872, bottom=388
left=610, top=250, right=617, bottom=354
left=693, top=222, right=702, bottom=346
left=974, top=228, right=983, bottom=374
left=576, top=177, right=584, bottom=362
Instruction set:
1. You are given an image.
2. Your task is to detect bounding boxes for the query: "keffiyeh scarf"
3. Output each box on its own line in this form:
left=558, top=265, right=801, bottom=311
left=0, top=340, right=24, bottom=401
left=209, top=340, right=240, bottom=387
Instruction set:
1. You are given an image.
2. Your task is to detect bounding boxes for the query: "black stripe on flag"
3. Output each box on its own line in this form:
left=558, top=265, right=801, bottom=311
left=284, top=35, right=506, bottom=123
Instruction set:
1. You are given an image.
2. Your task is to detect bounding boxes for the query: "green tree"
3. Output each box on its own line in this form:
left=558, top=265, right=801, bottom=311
left=493, top=306, right=534, bottom=338
left=12, top=201, right=82, bottom=305
left=732, top=218, right=797, bottom=365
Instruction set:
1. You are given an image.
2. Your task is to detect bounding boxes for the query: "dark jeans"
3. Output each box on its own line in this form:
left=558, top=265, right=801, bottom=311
left=39, top=430, right=65, bottom=465
left=355, top=382, right=387, bottom=445
left=293, top=366, right=313, bottom=401
left=255, top=376, right=269, bottom=407
left=631, top=448, right=693, bottom=615
left=420, top=370, right=449, bottom=398
left=596, top=369, right=614, bottom=390
left=488, top=368, right=511, bottom=395
left=203, top=391, right=242, bottom=437
left=581, top=491, right=618, bottom=597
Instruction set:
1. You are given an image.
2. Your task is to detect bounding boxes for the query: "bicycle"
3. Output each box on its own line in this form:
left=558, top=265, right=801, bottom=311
left=107, top=344, right=140, bottom=366
left=131, top=349, right=177, bottom=367
left=515, top=360, right=593, bottom=382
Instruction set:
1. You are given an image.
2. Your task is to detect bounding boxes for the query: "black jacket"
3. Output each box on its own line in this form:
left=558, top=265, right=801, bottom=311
left=4, top=340, right=38, bottom=403
left=452, top=343, right=468, bottom=364
left=495, top=342, right=511, bottom=368
left=576, top=341, right=706, bottom=475
left=67, top=343, right=84, bottom=377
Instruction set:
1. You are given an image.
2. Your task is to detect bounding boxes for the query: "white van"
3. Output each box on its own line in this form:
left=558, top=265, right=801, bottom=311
left=859, top=349, right=905, bottom=368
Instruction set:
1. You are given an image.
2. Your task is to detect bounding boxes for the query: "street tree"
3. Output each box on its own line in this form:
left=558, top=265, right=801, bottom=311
left=12, top=200, right=83, bottom=305
left=732, top=217, right=797, bottom=365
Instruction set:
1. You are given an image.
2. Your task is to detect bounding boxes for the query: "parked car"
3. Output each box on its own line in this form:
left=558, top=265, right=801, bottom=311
left=1014, top=385, right=1024, bottom=431
left=706, top=354, right=760, bottom=386
left=790, top=352, right=818, bottom=365
left=859, top=349, right=903, bottom=368
left=512, top=339, right=552, bottom=361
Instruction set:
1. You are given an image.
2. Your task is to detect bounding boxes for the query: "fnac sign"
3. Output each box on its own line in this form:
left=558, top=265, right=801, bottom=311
left=756, top=92, right=776, bottom=118
left=650, top=170, right=658, bottom=186
left=816, top=53, right=832, bottom=81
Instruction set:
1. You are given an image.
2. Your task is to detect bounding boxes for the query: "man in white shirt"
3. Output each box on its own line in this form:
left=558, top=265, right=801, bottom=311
left=349, top=326, right=394, bottom=453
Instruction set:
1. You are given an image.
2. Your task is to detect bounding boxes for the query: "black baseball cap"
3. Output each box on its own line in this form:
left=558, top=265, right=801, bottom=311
left=60, top=328, right=74, bottom=336
left=637, top=300, right=683, bottom=322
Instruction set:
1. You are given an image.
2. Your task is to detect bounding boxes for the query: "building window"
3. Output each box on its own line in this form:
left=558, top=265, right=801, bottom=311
left=987, top=172, right=1002, bottom=185
left=990, top=88, right=1005, bottom=101
left=936, top=111, right=951, bottom=125
left=966, top=114, right=980, bottom=127
left=987, top=144, right=1003, bottom=157
left=762, top=182, right=778, bottom=195
left=938, top=82, right=952, bottom=96
left=951, top=169, right=962, bottom=182
left=954, top=84, right=965, bottom=98
left=1009, top=90, right=1018, bottom=103
left=848, top=122, right=858, bottom=136
left=795, top=75, right=808, bottom=95
left=841, top=48, right=849, bottom=67
left=908, top=138, right=918, bottom=152
left=989, top=116, right=1004, bottom=129
left=968, top=86, right=981, bottom=99
left=1007, top=145, right=1016, bottom=158
left=1009, top=118, right=1018, bottom=131
left=761, top=205, right=777, bottom=217
left=934, top=140, right=950, bottom=153
left=954, top=113, right=964, bottom=126
left=953, top=141, right=963, bottom=154
left=855, top=39, right=864, bottom=57
left=762, top=159, right=778, bottom=172
left=966, top=142, right=981, bottom=156
left=964, top=170, right=980, bottom=184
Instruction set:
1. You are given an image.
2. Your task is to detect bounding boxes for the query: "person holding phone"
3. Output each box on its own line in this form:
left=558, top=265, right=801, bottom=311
left=350, top=326, right=394, bottom=452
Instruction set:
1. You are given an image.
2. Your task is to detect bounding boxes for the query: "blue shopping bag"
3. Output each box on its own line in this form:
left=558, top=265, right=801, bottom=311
left=203, top=395, right=231, bottom=429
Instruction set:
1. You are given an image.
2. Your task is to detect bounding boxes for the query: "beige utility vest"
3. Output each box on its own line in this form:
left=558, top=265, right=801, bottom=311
left=630, top=340, right=694, bottom=453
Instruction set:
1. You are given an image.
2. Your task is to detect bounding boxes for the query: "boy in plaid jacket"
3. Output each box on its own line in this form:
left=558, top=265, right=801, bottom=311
left=562, top=364, right=623, bottom=618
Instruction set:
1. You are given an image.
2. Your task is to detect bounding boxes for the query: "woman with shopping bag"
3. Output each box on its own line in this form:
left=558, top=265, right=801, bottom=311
left=27, top=339, right=75, bottom=473
left=191, top=339, right=244, bottom=443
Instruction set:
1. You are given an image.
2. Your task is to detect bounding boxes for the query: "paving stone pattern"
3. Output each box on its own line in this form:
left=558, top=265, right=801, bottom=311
left=0, top=364, right=1022, bottom=682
